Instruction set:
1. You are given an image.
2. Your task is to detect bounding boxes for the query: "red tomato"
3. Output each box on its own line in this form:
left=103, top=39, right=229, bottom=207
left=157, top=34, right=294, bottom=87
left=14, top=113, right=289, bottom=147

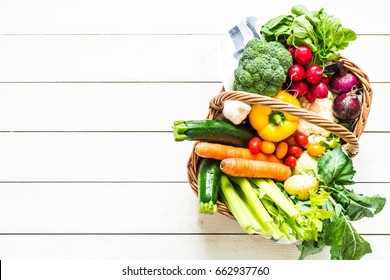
left=284, top=134, right=297, bottom=146
left=284, top=155, right=297, bottom=168
left=287, top=145, right=303, bottom=157
left=294, top=132, right=309, bottom=148
left=248, top=137, right=262, bottom=154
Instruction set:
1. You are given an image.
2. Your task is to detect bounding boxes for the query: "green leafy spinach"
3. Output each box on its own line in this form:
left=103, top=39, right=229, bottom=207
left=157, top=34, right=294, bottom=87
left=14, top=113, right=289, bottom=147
left=261, top=5, right=357, bottom=66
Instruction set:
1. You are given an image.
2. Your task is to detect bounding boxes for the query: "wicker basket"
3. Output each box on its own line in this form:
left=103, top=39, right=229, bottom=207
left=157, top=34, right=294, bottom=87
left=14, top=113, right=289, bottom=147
left=187, top=57, right=373, bottom=220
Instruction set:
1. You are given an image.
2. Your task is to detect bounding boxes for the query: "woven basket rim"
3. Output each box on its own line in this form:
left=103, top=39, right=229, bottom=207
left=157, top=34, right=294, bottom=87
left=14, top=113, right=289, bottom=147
left=187, top=56, right=373, bottom=220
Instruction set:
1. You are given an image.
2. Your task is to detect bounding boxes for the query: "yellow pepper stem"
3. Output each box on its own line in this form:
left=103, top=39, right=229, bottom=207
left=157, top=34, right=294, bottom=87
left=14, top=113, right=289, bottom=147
left=268, top=111, right=286, bottom=126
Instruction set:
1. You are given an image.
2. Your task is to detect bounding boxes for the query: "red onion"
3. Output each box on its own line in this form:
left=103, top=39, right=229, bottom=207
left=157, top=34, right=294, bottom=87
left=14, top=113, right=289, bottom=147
left=333, top=90, right=362, bottom=121
left=329, top=62, right=359, bottom=94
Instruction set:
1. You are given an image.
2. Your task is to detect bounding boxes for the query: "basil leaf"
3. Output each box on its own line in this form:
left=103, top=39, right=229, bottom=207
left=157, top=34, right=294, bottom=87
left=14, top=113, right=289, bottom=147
left=317, top=145, right=356, bottom=185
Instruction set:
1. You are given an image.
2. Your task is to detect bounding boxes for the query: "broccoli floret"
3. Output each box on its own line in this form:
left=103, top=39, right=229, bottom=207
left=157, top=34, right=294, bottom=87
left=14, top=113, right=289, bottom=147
left=233, top=39, right=293, bottom=97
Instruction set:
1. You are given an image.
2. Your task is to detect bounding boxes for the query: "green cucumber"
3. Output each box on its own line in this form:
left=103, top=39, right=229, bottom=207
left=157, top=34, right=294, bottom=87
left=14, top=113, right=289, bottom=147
left=197, top=158, right=221, bottom=214
left=172, top=119, right=256, bottom=147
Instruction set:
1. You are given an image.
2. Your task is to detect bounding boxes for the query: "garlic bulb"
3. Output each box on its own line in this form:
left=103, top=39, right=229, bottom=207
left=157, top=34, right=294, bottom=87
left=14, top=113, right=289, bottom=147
left=222, top=100, right=251, bottom=125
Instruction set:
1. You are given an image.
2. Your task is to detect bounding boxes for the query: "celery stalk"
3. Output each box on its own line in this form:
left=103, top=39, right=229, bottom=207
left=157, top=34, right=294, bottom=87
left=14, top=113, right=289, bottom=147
left=251, top=178, right=303, bottom=224
left=234, top=183, right=268, bottom=235
left=230, top=177, right=274, bottom=238
left=220, top=175, right=255, bottom=234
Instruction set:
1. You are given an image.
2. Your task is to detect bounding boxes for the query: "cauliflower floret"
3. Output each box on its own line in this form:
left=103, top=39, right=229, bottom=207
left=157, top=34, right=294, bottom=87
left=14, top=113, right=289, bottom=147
left=298, top=91, right=337, bottom=144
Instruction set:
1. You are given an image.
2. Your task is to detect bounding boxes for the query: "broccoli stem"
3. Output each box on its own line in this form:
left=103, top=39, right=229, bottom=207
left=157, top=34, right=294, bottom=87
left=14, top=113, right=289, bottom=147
left=172, top=120, right=189, bottom=141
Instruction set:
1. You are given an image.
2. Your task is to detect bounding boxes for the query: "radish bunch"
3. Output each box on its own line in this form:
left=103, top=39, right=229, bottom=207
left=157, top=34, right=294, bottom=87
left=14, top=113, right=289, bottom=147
left=287, top=46, right=328, bottom=102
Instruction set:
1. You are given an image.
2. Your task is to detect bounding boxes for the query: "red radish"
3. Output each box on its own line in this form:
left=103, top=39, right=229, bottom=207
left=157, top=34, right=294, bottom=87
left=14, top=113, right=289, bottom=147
left=294, top=46, right=312, bottom=66
left=288, top=64, right=305, bottom=82
left=329, top=62, right=359, bottom=94
left=322, top=76, right=330, bottom=85
left=310, top=82, right=328, bottom=99
left=287, top=46, right=296, bottom=58
left=304, top=90, right=316, bottom=103
left=306, top=64, right=323, bottom=84
left=289, top=80, right=309, bottom=97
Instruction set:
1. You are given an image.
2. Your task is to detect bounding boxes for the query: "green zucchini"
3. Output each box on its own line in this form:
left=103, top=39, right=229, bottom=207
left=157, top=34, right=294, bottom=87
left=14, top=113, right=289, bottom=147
left=172, top=119, right=256, bottom=147
left=197, top=158, right=221, bottom=214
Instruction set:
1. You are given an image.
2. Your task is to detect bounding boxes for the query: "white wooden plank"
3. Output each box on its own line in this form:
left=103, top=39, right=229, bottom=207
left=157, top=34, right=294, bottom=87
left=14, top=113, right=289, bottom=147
left=0, top=132, right=387, bottom=182
left=0, top=82, right=386, bottom=132
left=0, top=234, right=387, bottom=260
left=0, top=35, right=219, bottom=82
left=0, top=183, right=387, bottom=234
left=0, top=132, right=190, bottom=182
left=0, top=35, right=388, bottom=82
left=0, top=83, right=221, bottom=131
left=0, top=0, right=388, bottom=35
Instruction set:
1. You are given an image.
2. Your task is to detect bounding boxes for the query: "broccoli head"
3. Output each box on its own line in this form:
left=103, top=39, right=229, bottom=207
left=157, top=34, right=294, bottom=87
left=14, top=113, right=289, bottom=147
left=233, top=39, right=293, bottom=97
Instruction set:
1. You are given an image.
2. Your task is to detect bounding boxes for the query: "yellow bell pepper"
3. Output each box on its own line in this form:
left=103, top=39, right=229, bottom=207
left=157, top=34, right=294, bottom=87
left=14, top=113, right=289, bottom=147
left=249, top=90, right=300, bottom=142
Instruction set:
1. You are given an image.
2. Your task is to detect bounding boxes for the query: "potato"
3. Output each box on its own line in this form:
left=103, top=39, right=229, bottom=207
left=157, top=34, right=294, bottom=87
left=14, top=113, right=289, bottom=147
left=283, top=174, right=319, bottom=201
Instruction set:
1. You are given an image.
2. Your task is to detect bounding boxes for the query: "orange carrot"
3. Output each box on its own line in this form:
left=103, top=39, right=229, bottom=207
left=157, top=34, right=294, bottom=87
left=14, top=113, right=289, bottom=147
left=220, top=158, right=291, bottom=181
left=195, top=142, right=282, bottom=164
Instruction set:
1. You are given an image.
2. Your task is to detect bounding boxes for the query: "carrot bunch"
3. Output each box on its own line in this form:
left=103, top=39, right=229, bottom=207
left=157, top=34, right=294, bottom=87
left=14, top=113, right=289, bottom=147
left=195, top=142, right=291, bottom=181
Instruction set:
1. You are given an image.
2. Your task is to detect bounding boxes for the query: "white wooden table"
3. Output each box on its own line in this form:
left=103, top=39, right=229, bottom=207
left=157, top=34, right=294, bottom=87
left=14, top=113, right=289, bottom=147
left=0, top=0, right=389, bottom=260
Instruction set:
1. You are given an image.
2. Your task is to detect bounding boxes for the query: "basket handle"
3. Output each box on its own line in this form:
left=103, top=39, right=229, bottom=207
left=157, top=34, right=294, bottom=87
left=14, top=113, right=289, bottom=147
left=209, top=90, right=359, bottom=157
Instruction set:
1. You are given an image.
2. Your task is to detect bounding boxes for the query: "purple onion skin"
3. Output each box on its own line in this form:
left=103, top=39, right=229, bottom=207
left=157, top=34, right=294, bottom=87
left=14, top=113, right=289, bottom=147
left=330, top=72, right=359, bottom=94
left=333, top=91, right=362, bottom=121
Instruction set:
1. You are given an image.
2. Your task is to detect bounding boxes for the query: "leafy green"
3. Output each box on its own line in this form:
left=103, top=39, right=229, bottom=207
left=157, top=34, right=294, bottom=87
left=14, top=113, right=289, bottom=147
left=261, top=15, right=293, bottom=45
left=317, top=145, right=355, bottom=185
left=296, top=145, right=386, bottom=260
left=331, top=184, right=386, bottom=221
left=324, top=208, right=372, bottom=260
left=260, top=5, right=356, bottom=65
left=320, top=134, right=341, bottom=151
left=297, top=237, right=326, bottom=260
